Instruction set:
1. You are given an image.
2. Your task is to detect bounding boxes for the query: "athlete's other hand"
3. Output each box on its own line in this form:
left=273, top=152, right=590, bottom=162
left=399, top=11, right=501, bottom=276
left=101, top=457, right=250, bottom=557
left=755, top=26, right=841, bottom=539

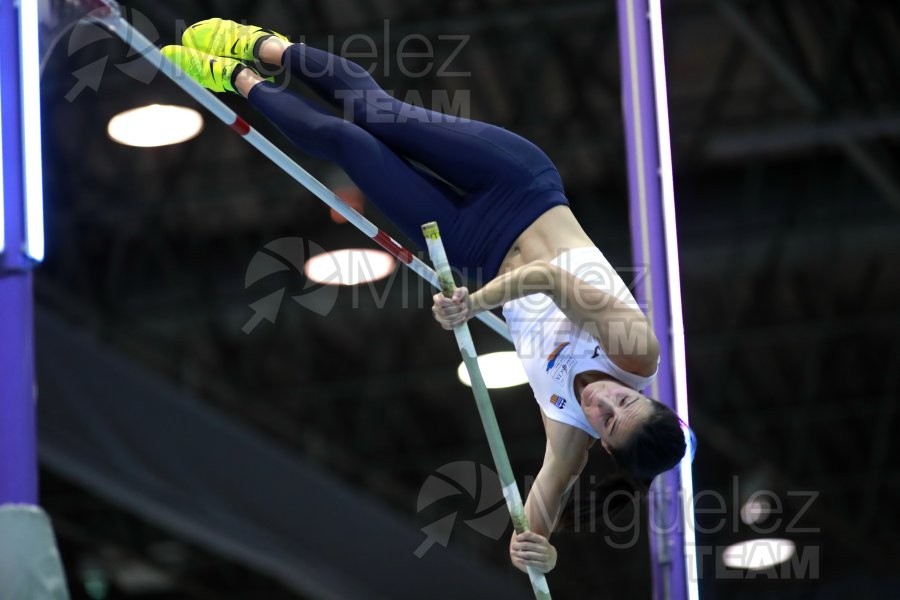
left=509, top=530, right=558, bottom=574
left=432, top=287, right=471, bottom=330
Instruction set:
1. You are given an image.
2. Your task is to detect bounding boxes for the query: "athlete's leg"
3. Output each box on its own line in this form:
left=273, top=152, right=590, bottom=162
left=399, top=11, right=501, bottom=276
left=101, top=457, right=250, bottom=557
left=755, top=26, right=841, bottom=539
left=234, top=70, right=462, bottom=250
left=273, top=41, right=558, bottom=194
left=170, top=23, right=567, bottom=277
left=179, top=19, right=559, bottom=195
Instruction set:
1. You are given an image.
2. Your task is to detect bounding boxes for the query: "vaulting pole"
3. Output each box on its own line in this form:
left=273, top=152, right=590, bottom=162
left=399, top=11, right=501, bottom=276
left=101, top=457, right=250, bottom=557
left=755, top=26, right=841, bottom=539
left=616, top=1, right=698, bottom=599
left=422, top=221, right=551, bottom=600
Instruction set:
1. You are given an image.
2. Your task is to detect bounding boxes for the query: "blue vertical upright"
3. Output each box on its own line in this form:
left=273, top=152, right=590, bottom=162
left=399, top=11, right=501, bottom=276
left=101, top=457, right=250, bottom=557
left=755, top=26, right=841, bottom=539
left=0, top=1, right=69, bottom=597
left=617, top=0, right=698, bottom=599
left=0, top=0, right=38, bottom=506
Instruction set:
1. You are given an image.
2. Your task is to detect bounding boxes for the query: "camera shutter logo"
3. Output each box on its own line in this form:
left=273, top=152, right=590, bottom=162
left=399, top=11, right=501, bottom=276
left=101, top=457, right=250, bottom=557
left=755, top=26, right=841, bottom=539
left=414, top=462, right=510, bottom=557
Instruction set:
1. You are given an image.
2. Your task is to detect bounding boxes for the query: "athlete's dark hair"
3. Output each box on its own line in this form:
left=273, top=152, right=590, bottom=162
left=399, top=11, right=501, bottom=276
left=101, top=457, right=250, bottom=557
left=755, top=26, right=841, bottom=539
left=556, top=399, right=687, bottom=533
left=606, top=399, right=686, bottom=482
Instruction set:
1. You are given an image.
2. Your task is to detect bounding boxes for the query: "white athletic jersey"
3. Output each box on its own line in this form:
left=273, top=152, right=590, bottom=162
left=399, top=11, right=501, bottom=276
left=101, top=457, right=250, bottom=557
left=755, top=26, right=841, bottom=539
left=502, top=247, right=658, bottom=439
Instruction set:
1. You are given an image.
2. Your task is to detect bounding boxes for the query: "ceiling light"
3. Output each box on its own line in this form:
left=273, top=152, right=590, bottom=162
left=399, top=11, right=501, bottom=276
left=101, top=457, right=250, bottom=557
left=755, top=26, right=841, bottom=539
left=722, top=538, right=796, bottom=570
left=107, top=104, right=204, bottom=147
left=457, top=351, right=527, bottom=389
left=304, top=248, right=396, bottom=286
left=739, top=494, right=772, bottom=525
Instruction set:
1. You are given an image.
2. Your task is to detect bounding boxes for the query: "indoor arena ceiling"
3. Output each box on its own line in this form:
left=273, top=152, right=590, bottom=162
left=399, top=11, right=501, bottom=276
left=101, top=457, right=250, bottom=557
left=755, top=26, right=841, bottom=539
left=35, top=0, right=900, bottom=598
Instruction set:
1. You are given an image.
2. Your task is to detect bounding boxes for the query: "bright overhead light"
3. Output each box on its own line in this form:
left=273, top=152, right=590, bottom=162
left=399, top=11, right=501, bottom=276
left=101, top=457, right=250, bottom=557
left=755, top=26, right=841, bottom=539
left=722, top=538, right=796, bottom=570
left=740, top=494, right=772, bottom=525
left=107, top=104, right=204, bottom=148
left=457, top=351, right=528, bottom=389
left=304, top=248, right=396, bottom=286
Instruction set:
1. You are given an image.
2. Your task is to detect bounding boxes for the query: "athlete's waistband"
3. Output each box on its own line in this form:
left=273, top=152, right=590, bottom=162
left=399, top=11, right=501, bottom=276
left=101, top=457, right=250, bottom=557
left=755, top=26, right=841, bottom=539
left=477, top=188, right=570, bottom=283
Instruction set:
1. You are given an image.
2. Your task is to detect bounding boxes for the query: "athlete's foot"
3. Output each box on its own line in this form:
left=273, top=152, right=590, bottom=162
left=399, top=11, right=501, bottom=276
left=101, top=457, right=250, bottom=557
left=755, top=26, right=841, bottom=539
left=182, top=18, right=291, bottom=64
left=160, top=45, right=256, bottom=94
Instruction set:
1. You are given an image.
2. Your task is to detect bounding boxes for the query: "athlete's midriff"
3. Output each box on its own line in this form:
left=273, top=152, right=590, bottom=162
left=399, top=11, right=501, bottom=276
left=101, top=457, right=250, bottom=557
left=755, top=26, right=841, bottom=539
left=496, top=205, right=595, bottom=276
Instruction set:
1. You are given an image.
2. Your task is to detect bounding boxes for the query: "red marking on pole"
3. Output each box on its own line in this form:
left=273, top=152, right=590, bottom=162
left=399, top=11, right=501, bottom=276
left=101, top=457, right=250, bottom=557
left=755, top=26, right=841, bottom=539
left=230, top=116, right=251, bottom=136
left=373, top=230, right=414, bottom=264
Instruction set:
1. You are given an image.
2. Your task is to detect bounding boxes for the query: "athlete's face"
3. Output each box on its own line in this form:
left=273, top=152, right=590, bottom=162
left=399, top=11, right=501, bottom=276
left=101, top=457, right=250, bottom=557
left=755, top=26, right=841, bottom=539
left=580, top=380, right=653, bottom=450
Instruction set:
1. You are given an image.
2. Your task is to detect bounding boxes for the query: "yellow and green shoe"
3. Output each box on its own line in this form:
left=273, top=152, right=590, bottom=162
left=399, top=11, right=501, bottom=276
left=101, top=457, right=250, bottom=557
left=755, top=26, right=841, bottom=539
left=182, top=18, right=289, bottom=64
left=160, top=45, right=246, bottom=94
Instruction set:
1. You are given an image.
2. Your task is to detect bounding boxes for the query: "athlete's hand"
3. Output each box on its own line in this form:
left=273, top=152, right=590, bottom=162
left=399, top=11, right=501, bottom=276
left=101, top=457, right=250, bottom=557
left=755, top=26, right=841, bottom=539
left=509, top=531, right=558, bottom=574
left=432, top=288, right=472, bottom=330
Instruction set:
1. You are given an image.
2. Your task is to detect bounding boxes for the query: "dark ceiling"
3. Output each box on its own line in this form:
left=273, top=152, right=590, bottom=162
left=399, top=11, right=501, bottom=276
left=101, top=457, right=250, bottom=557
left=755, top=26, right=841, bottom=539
left=34, top=0, right=900, bottom=598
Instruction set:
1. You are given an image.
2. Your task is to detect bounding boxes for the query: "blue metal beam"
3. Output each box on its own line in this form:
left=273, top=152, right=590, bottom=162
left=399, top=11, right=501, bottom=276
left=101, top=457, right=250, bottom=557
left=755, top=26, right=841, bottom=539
left=0, top=0, right=38, bottom=506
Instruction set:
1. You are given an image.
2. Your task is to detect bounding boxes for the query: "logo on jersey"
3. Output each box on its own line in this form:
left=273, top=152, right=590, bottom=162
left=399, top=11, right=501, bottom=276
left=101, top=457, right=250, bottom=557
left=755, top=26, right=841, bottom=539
left=550, top=394, right=567, bottom=409
left=546, top=342, right=570, bottom=372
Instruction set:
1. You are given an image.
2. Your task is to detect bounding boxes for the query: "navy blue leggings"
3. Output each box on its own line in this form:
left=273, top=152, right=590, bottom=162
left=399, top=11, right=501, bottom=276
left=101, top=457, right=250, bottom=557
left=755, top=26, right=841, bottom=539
left=247, top=43, right=567, bottom=280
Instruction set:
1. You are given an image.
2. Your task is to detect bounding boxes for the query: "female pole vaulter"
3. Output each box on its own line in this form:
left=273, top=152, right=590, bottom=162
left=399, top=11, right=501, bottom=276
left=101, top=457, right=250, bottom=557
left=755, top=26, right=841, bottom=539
left=161, top=18, right=686, bottom=574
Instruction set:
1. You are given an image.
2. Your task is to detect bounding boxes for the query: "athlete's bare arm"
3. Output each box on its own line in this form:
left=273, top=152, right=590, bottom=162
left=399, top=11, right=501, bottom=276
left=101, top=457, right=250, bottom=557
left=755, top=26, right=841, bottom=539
left=528, top=416, right=593, bottom=534
left=433, top=260, right=660, bottom=375
left=545, top=263, right=660, bottom=376
left=509, top=415, right=594, bottom=574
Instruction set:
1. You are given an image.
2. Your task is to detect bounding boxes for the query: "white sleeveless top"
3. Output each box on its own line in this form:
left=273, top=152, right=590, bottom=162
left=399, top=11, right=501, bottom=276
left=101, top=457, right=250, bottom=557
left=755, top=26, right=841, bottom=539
left=502, top=247, right=658, bottom=439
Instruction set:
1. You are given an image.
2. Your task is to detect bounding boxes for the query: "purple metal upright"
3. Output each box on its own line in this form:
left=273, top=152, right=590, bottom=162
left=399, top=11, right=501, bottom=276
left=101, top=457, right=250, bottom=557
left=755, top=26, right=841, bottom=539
left=0, top=0, right=39, bottom=506
left=2, top=3, right=88, bottom=595
left=616, top=0, right=697, bottom=599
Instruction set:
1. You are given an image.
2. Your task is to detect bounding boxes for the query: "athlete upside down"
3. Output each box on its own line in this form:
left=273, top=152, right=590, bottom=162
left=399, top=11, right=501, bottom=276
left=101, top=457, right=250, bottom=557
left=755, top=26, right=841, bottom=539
left=161, top=19, right=687, bottom=574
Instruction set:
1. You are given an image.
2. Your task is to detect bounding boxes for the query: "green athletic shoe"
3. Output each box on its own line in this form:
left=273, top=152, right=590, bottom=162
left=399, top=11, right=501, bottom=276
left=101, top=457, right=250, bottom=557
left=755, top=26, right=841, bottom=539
left=160, top=45, right=245, bottom=93
left=182, top=18, right=289, bottom=63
